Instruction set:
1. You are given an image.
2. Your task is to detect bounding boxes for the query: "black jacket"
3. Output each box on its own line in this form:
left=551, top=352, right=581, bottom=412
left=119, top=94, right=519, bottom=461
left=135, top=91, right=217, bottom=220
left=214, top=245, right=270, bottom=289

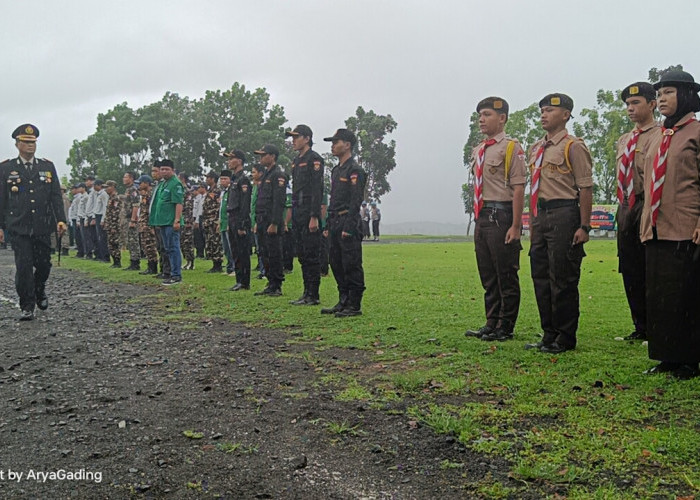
left=291, top=148, right=324, bottom=218
left=255, top=165, right=287, bottom=228
left=227, top=169, right=252, bottom=231
left=329, top=157, right=366, bottom=234
left=0, top=157, right=66, bottom=236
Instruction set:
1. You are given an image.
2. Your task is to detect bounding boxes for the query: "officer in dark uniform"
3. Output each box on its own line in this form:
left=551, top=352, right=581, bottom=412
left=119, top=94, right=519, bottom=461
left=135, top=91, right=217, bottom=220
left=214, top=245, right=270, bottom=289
left=285, top=124, right=325, bottom=305
left=321, top=129, right=367, bottom=317
left=0, top=124, right=67, bottom=320
left=224, top=149, right=252, bottom=291
left=253, top=144, right=287, bottom=296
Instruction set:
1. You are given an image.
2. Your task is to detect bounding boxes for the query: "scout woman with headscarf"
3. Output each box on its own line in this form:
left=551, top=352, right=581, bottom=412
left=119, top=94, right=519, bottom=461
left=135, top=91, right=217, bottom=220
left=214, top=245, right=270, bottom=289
left=640, top=70, right=700, bottom=379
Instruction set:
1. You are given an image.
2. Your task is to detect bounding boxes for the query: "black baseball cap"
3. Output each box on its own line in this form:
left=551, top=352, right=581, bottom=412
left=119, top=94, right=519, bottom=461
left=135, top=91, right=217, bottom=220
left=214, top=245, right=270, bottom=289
left=222, top=149, right=246, bottom=162
left=285, top=124, right=313, bottom=138
left=323, top=128, right=356, bottom=146
left=254, top=144, right=279, bottom=156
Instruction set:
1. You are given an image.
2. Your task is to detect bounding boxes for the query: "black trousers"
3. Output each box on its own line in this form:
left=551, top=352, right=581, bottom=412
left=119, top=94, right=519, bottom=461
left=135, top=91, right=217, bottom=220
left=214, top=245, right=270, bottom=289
left=194, top=222, right=205, bottom=258
left=328, top=214, right=365, bottom=303
left=228, top=223, right=251, bottom=287
left=293, top=211, right=322, bottom=297
left=320, top=231, right=329, bottom=275
left=616, top=201, right=646, bottom=335
left=84, top=218, right=96, bottom=257
left=646, top=240, right=700, bottom=364
left=529, top=204, right=584, bottom=349
left=73, top=219, right=84, bottom=257
left=283, top=229, right=295, bottom=271
left=372, top=220, right=380, bottom=239
left=474, top=207, right=521, bottom=329
left=9, top=232, right=52, bottom=311
left=257, top=221, right=284, bottom=289
left=95, top=214, right=108, bottom=261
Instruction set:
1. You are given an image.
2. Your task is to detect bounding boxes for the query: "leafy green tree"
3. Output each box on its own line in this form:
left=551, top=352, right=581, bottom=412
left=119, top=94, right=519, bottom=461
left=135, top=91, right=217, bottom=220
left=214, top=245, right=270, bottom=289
left=573, top=90, right=631, bottom=203
left=505, top=103, right=541, bottom=152
left=344, top=106, right=397, bottom=203
left=460, top=111, right=481, bottom=234
left=648, top=64, right=683, bottom=84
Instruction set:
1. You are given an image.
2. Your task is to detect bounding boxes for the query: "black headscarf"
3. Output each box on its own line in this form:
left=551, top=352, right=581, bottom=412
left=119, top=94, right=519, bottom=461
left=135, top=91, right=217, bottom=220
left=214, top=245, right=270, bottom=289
left=663, top=84, right=700, bottom=128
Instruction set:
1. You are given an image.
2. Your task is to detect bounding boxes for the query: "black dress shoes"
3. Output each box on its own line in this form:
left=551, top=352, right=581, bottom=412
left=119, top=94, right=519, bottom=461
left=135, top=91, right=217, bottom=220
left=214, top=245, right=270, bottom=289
left=644, top=362, right=680, bottom=375
left=229, top=283, right=249, bottom=291
left=539, top=342, right=574, bottom=354
left=672, top=364, right=700, bottom=380
left=481, top=327, right=514, bottom=342
left=465, top=325, right=494, bottom=339
left=624, top=331, right=647, bottom=341
left=524, top=341, right=544, bottom=350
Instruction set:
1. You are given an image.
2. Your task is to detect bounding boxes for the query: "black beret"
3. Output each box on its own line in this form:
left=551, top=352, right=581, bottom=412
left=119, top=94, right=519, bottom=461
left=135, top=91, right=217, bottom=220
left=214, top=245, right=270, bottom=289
left=476, top=97, right=509, bottom=116
left=539, top=93, right=574, bottom=112
left=621, top=82, right=656, bottom=102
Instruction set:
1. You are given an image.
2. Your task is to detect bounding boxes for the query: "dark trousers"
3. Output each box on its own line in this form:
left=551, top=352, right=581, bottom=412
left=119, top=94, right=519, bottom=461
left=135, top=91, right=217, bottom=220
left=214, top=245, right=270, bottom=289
left=194, top=222, right=205, bottom=258
left=221, top=230, right=234, bottom=273
left=154, top=227, right=171, bottom=278
left=372, top=220, right=380, bottom=239
left=294, top=212, right=322, bottom=297
left=95, top=214, right=108, bottom=261
left=616, top=202, right=646, bottom=335
left=9, top=232, right=52, bottom=311
left=73, top=219, right=84, bottom=257
left=68, top=223, right=75, bottom=247
left=329, top=214, right=365, bottom=305
left=474, top=207, right=521, bottom=330
left=257, top=222, right=284, bottom=289
left=283, top=229, right=295, bottom=271
left=529, top=204, right=584, bottom=349
left=646, top=240, right=700, bottom=364
left=84, top=218, right=96, bottom=257
left=320, top=231, right=330, bottom=275
left=228, top=225, right=252, bottom=287
left=362, top=220, right=371, bottom=239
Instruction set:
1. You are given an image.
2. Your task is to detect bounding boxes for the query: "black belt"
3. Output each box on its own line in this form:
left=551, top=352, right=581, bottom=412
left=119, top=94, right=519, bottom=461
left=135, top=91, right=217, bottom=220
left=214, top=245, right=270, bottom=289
left=537, top=199, right=578, bottom=211
left=483, top=201, right=512, bottom=210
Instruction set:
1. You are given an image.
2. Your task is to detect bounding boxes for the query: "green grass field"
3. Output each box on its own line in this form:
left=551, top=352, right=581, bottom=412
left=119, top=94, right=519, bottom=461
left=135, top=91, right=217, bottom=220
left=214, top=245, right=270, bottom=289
left=66, top=239, right=700, bottom=499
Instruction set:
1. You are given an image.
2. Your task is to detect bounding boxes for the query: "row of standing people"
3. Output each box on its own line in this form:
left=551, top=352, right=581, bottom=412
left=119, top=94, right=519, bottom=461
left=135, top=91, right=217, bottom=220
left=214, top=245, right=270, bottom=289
left=464, top=70, right=700, bottom=380
left=360, top=201, right=381, bottom=241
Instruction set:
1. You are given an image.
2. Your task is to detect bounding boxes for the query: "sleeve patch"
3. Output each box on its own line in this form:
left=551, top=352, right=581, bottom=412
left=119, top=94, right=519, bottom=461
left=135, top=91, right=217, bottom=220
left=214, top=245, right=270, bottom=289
left=241, top=184, right=248, bottom=192
left=313, top=161, right=321, bottom=171
left=278, top=177, right=286, bottom=186
left=350, top=173, right=358, bottom=185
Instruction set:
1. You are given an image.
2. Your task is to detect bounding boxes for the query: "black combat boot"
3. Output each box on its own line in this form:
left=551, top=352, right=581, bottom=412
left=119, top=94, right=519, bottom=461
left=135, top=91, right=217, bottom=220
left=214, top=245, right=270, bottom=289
left=110, top=257, right=121, bottom=269
left=335, top=291, right=362, bottom=317
left=321, top=293, right=348, bottom=314
left=207, top=261, right=223, bottom=273
left=36, top=285, right=49, bottom=311
left=140, top=261, right=157, bottom=275
left=123, top=259, right=140, bottom=271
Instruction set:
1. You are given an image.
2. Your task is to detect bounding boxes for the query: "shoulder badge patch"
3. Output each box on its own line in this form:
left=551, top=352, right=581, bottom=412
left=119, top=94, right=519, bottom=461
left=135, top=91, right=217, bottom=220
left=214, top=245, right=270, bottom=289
left=242, top=184, right=248, bottom=192
left=278, top=177, right=285, bottom=187
left=314, top=161, right=321, bottom=171
left=350, top=173, right=358, bottom=185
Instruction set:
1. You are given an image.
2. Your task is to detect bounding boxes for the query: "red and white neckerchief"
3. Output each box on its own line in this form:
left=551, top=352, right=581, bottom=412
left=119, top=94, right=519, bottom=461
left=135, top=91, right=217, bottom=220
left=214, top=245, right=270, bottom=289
left=617, top=129, right=641, bottom=207
left=473, top=138, right=497, bottom=219
left=650, top=117, right=696, bottom=227
left=529, top=140, right=549, bottom=218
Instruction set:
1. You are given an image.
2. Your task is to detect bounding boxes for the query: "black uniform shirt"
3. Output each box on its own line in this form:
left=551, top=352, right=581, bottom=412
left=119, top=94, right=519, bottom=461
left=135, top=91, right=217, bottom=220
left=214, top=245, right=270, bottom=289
left=291, top=148, right=324, bottom=218
left=227, top=169, right=252, bottom=231
left=0, top=157, right=66, bottom=236
left=255, top=164, right=287, bottom=228
left=329, top=157, right=366, bottom=234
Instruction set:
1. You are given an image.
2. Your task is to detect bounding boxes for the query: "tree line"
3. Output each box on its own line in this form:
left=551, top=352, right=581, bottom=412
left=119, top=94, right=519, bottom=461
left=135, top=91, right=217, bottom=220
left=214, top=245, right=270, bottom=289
left=461, top=65, right=683, bottom=231
left=67, top=83, right=397, bottom=203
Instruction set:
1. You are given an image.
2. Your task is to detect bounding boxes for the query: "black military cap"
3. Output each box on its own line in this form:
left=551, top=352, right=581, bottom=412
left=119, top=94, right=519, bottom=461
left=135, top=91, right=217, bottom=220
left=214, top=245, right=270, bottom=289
left=254, top=144, right=279, bottom=157
left=222, top=149, right=246, bottom=162
left=12, top=124, right=39, bottom=142
left=653, top=70, right=700, bottom=92
left=220, top=169, right=232, bottom=178
left=324, top=128, right=356, bottom=146
left=285, top=124, right=313, bottom=138
left=476, top=96, right=509, bottom=116
left=94, top=179, right=104, bottom=186
left=621, top=82, right=656, bottom=102
left=539, top=93, right=574, bottom=112
left=157, top=159, right=174, bottom=168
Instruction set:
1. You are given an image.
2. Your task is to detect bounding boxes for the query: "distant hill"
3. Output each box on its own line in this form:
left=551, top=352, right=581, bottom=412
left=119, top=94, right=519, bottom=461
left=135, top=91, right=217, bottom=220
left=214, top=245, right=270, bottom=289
left=381, top=221, right=467, bottom=236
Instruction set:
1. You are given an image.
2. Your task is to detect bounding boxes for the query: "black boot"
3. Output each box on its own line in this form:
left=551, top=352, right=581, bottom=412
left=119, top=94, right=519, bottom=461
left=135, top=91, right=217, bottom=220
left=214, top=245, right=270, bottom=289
left=335, top=291, right=362, bottom=317
left=140, top=261, right=157, bottom=275
left=123, top=259, right=140, bottom=271
left=207, top=261, right=223, bottom=273
left=110, top=257, right=121, bottom=269
left=321, top=293, right=348, bottom=314
left=36, top=285, right=49, bottom=311
left=61, top=248, right=69, bottom=256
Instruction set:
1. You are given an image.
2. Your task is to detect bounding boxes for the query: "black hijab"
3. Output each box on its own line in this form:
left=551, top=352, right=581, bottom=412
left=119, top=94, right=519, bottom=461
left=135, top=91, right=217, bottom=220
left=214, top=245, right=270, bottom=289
left=663, top=84, right=700, bottom=128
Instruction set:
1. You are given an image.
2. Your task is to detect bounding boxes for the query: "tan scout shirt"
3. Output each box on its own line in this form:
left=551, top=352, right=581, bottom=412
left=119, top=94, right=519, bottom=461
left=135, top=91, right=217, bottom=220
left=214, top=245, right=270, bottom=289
left=615, top=122, right=661, bottom=198
left=640, top=112, right=700, bottom=242
left=470, top=132, right=527, bottom=202
left=528, top=129, right=593, bottom=200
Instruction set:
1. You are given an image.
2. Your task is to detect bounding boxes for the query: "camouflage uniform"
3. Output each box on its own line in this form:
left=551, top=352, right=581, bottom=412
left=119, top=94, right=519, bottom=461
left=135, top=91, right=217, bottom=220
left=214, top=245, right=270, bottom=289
left=181, top=190, right=195, bottom=266
left=138, top=192, right=158, bottom=264
left=202, top=186, right=223, bottom=268
left=104, top=189, right=122, bottom=265
left=123, top=184, right=141, bottom=266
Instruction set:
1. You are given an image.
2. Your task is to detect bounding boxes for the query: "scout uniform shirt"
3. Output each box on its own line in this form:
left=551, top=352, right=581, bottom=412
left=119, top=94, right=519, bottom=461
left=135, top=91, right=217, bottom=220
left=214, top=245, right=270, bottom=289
left=640, top=112, right=700, bottom=242
left=470, top=132, right=527, bottom=202
left=616, top=122, right=661, bottom=200
left=529, top=129, right=593, bottom=201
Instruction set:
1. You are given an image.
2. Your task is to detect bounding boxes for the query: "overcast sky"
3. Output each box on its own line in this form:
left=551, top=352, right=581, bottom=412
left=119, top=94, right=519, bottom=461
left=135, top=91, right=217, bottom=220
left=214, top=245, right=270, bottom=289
left=1, top=0, right=698, bottom=226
